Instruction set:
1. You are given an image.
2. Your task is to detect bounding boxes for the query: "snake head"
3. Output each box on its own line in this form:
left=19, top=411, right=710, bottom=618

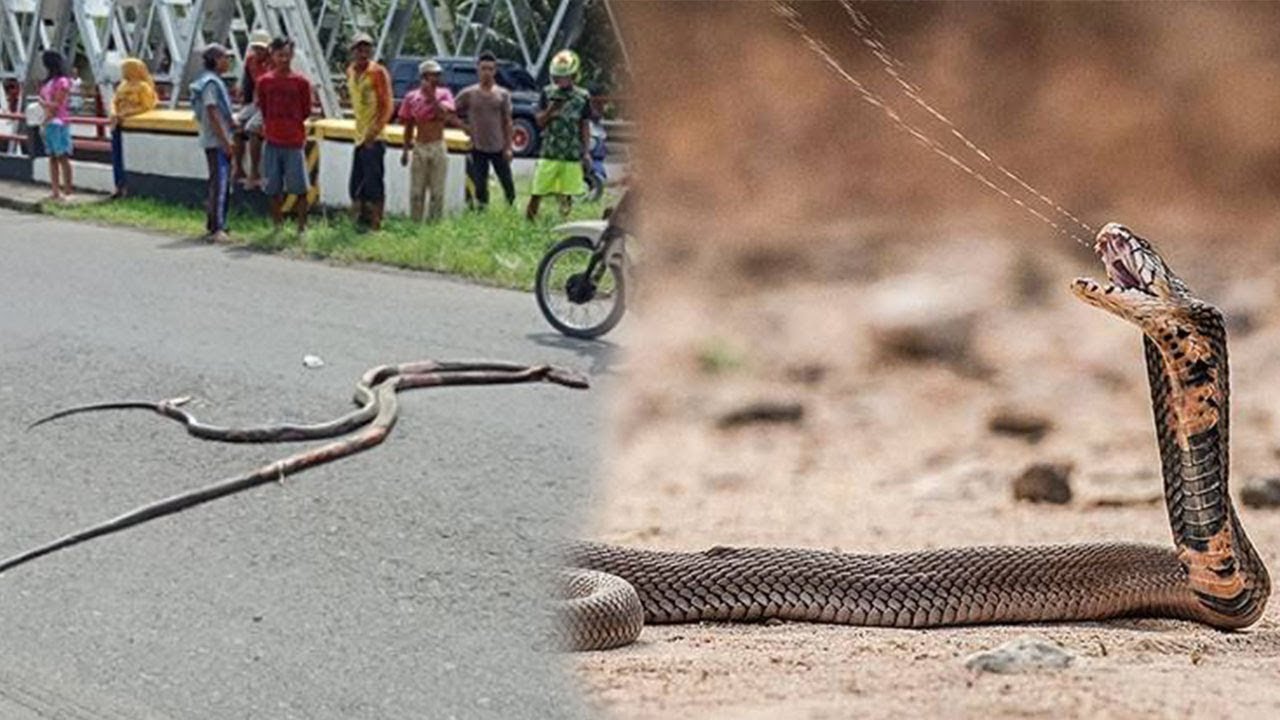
left=1071, top=222, right=1192, bottom=325
left=544, top=366, right=591, bottom=389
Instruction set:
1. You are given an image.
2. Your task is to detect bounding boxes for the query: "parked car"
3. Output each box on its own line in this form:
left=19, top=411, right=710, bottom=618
left=388, top=55, right=543, bottom=157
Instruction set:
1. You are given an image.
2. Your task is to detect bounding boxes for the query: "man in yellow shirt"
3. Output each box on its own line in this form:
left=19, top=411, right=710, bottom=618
left=345, top=32, right=393, bottom=231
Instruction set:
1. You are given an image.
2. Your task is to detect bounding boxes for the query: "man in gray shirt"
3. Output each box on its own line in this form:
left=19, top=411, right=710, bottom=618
left=455, top=52, right=515, bottom=208
left=190, top=43, right=235, bottom=242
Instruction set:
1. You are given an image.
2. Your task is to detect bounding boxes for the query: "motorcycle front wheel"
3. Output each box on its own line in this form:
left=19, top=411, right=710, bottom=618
left=534, top=236, right=626, bottom=339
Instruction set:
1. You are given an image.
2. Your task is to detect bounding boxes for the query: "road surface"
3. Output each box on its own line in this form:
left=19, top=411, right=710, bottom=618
left=0, top=208, right=614, bottom=719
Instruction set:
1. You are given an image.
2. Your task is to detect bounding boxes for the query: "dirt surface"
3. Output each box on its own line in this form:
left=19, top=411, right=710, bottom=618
left=573, top=233, right=1280, bottom=719
left=576, top=3, right=1280, bottom=717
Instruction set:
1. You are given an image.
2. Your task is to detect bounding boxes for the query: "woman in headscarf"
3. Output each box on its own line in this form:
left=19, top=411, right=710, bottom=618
left=37, top=50, right=73, bottom=201
left=109, top=58, right=158, bottom=199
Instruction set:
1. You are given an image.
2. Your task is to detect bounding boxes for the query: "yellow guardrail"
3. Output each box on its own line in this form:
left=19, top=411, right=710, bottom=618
left=121, top=110, right=471, bottom=151
left=310, top=118, right=470, bottom=151
left=119, top=109, right=201, bottom=133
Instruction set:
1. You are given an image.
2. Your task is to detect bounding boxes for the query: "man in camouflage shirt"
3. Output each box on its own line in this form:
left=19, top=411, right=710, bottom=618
left=526, top=49, right=591, bottom=220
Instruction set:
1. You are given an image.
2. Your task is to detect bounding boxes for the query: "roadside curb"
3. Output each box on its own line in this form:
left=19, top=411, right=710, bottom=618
left=0, top=186, right=110, bottom=215
left=0, top=194, right=44, bottom=214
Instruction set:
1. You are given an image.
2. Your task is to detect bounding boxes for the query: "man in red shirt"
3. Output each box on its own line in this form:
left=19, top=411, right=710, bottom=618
left=255, top=37, right=313, bottom=232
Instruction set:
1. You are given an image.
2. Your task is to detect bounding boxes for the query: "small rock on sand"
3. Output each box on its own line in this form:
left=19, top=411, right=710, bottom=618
left=1012, top=462, right=1073, bottom=504
left=716, top=400, right=805, bottom=428
left=964, top=637, right=1076, bottom=674
left=987, top=407, right=1054, bottom=442
left=1240, top=477, right=1280, bottom=508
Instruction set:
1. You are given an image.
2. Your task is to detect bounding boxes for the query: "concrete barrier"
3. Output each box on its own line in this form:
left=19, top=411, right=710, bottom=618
left=4, top=109, right=622, bottom=215
left=309, top=118, right=469, bottom=216
left=111, top=110, right=482, bottom=216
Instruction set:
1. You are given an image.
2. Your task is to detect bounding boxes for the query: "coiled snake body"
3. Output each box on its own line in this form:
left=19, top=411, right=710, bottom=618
left=558, top=224, right=1271, bottom=650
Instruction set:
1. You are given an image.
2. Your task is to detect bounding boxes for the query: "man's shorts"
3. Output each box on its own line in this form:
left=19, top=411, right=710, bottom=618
left=262, top=142, right=309, bottom=196
left=42, top=122, right=73, bottom=157
left=531, top=158, right=585, bottom=197
left=236, top=105, right=264, bottom=135
left=348, top=141, right=386, bottom=203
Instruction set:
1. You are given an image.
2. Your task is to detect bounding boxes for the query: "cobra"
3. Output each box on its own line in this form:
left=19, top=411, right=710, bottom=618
left=557, top=222, right=1271, bottom=650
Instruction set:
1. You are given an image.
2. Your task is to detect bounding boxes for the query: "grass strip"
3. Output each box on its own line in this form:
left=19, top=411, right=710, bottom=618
left=46, top=193, right=611, bottom=291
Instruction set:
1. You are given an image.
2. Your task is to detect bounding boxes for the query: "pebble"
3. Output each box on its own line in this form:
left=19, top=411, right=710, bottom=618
left=1012, top=462, right=1073, bottom=504
left=964, top=637, right=1076, bottom=673
left=1240, top=477, right=1280, bottom=508
left=987, top=407, right=1054, bottom=443
left=716, top=400, right=805, bottom=428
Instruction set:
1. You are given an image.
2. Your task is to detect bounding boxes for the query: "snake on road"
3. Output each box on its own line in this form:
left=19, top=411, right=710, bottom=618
left=3, top=360, right=587, bottom=574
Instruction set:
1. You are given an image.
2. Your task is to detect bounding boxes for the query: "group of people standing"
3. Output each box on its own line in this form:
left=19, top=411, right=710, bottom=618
left=194, top=32, right=518, bottom=239
left=346, top=33, right=525, bottom=227
left=33, top=35, right=600, bottom=241
left=194, top=36, right=314, bottom=241
left=32, top=50, right=158, bottom=203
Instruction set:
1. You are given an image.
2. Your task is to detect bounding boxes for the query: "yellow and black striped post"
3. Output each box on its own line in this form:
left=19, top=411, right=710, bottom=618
left=282, top=126, right=321, bottom=212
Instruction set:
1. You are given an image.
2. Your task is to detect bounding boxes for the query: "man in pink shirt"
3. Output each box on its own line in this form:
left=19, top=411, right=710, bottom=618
left=398, top=59, right=455, bottom=222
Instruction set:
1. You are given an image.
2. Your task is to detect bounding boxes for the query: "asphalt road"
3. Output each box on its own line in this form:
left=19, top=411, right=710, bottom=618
left=0, top=209, right=616, bottom=719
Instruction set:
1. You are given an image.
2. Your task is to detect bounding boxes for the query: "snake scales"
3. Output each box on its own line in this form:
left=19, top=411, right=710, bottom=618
left=3, top=360, right=588, bottom=574
left=557, top=223, right=1271, bottom=650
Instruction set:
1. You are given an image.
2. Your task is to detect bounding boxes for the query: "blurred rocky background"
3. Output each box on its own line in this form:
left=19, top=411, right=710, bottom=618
left=619, top=1, right=1280, bottom=275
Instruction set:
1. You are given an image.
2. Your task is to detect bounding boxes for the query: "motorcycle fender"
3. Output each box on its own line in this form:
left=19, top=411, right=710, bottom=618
left=553, top=220, right=609, bottom=243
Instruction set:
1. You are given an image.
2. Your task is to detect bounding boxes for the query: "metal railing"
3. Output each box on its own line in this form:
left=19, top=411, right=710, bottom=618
left=1, top=109, right=112, bottom=155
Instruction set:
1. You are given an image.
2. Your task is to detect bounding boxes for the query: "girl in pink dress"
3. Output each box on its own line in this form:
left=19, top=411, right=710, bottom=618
left=38, top=51, right=74, bottom=201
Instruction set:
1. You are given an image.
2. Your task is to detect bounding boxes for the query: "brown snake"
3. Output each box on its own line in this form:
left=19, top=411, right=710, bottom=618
left=3, top=360, right=588, bottom=574
left=557, top=223, right=1271, bottom=650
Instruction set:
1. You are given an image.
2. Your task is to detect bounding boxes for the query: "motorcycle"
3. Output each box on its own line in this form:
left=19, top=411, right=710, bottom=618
left=534, top=191, right=634, bottom=339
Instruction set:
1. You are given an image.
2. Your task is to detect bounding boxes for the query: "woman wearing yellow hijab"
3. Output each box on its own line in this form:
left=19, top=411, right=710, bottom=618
left=110, top=58, right=157, bottom=198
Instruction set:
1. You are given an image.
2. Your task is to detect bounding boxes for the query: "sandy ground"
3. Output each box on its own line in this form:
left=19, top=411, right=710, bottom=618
left=569, top=230, right=1280, bottom=719
left=575, top=3, right=1280, bottom=716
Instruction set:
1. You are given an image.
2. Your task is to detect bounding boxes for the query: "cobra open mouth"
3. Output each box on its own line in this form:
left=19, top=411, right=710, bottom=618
left=1094, top=222, right=1150, bottom=293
